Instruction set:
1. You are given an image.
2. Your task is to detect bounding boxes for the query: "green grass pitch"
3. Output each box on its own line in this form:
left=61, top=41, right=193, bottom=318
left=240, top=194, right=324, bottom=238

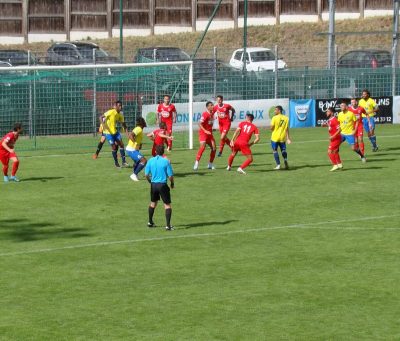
left=1, top=125, right=400, bottom=340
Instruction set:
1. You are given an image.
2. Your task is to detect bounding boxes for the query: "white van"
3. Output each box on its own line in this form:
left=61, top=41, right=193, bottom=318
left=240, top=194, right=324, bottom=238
left=229, top=47, right=287, bottom=72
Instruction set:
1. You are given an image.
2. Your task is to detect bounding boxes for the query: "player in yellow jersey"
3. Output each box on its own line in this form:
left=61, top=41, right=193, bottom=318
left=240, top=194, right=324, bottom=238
left=100, top=100, right=128, bottom=168
left=126, top=117, right=147, bottom=181
left=337, top=102, right=366, bottom=164
left=359, top=89, right=379, bottom=152
left=270, top=106, right=291, bottom=170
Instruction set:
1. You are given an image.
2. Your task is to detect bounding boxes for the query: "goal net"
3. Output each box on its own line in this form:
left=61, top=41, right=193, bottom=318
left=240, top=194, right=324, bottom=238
left=0, top=61, right=194, bottom=152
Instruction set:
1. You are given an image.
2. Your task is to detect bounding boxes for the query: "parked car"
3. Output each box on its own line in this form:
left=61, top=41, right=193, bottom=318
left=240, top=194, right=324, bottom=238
left=0, top=50, right=38, bottom=66
left=45, top=42, right=119, bottom=65
left=337, top=49, right=391, bottom=68
left=134, top=47, right=190, bottom=63
left=229, top=47, right=287, bottom=72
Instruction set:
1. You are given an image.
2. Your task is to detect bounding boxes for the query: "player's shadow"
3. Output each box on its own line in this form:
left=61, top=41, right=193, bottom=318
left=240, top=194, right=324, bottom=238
left=182, top=219, right=238, bottom=229
left=0, top=218, right=91, bottom=242
left=175, top=171, right=209, bottom=178
left=342, top=166, right=384, bottom=171
left=21, top=176, right=64, bottom=182
left=361, top=158, right=396, bottom=163
left=255, top=163, right=328, bottom=172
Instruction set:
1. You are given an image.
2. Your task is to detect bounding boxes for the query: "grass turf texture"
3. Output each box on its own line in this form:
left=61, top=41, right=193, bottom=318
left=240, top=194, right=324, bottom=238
left=1, top=125, right=400, bottom=340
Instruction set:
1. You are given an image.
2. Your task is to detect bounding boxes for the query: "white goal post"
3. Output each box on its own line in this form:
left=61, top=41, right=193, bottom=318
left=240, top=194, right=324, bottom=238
left=0, top=61, right=194, bottom=149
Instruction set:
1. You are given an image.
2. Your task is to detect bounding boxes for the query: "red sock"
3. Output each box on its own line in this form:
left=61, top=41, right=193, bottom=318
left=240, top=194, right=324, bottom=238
left=225, top=137, right=231, bottom=146
left=219, top=140, right=225, bottom=153
left=11, top=160, right=19, bottom=176
left=335, top=153, right=342, bottom=164
left=2, top=164, right=8, bottom=176
left=196, top=145, right=206, bottom=161
left=360, top=142, right=365, bottom=155
left=210, top=150, right=216, bottom=163
left=228, top=154, right=235, bottom=167
left=240, top=158, right=252, bottom=169
left=328, top=153, right=336, bottom=165
left=167, top=138, right=172, bottom=149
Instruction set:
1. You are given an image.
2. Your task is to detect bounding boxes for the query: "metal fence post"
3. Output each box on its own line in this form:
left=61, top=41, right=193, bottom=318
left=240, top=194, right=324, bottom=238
left=328, top=0, right=336, bottom=69
left=274, top=45, right=278, bottom=98
left=28, top=50, right=33, bottom=139
left=392, top=0, right=399, bottom=96
left=93, top=49, right=97, bottom=136
left=213, top=46, right=217, bottom=99
left=153, top=48, right=158, bottom=104
left=333, top=44, right=338, bottom=98
left=303, top=66, right=309, bottom=99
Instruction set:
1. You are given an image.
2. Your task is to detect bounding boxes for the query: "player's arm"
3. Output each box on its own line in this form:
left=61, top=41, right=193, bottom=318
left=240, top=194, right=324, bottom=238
left=172, top=106, right=177, bottom=123
left=230, top=106, right=236, bottom=121
left=167, top=162, right=174, bottom=188
left=249, top=133, right=260, bottom=146
left=147, top=132, right=155, bottom=141
left=230, top=127, right=241, bottom=146
left=158, top=132, right=174, bottom=140
left=286, top=127, right=292, bottom=144
left=121, top=122, right=128, bottom=132
left=99, top=114, right=109, bottom=132
left=198, top=121, right=211, bottom=135
left=1, top=139, right=14, bottom=153
left=330, top=126, right=341, bottom=141
left=128, top=131, right=137, bottom=143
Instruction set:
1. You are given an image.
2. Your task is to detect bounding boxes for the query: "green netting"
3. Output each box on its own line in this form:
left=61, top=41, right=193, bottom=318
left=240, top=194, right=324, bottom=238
left=0, top=63, right=398, bottom=151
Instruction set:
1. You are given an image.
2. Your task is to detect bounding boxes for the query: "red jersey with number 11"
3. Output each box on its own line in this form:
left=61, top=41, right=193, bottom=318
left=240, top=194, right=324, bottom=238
left=236, top=121, right=259, bottom=144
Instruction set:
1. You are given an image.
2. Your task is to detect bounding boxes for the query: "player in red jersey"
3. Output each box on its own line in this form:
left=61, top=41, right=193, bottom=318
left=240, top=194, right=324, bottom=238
left=147, top=122, right=174, bottom=156
left=227, top=113, right=260, bottom=174
left=193, top=101, right=216, bottom=171
left=0, top=122, right=23, bottom=182
left=348, top=97, right=366, bottom=155
left=157, top=95, right=177, bottom=152
left=325, top=107, right=343, bottom=172
left=213, top=95, right=235, bottom=157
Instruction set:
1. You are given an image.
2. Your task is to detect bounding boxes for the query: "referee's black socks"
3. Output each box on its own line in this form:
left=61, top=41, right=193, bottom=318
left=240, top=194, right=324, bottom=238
left=148, top=206, right=155, bottom=224
left=165, top=208, right=172, bottom=227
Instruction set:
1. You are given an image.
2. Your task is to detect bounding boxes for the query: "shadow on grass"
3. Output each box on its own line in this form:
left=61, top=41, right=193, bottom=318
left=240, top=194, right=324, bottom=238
left=341, top=166, right=384, bottom=171
left=361, top=158, right=396, bottom=163
left=175, top=171, right=209, bottom=178
left=0, top=218, right=91, bottom=242
left=21, top=176, right=64, bottom=182
left=181, top=219, right=238, bottom=229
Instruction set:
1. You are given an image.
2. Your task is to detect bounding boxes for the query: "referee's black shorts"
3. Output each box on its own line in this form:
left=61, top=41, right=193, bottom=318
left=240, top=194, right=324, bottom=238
left=150, top=182, right=171, bottom=204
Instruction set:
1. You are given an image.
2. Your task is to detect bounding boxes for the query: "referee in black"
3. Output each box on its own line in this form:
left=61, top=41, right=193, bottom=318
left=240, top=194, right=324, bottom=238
left=145, top=145, right=175, bottom=230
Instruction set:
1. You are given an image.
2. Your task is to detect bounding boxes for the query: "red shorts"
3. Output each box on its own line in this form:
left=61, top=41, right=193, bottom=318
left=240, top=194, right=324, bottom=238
left=199, top=133, right=215, bottom=145
left=355, top=124, right=363, bottom=137
left=219, top=121, right=231, bottom=134
left=0, top=151, right=15, bottom=165
left=233, top=141, right=251, bottom=155
left=161, top=120, right=173, bottom=134
left=328, top=137, right=341, bottom=151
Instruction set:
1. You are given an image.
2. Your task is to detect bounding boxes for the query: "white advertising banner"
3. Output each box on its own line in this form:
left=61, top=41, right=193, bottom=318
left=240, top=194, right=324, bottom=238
left=393, top=96, right=400, bottom=124
left=142, top=99, right=290, bottom=131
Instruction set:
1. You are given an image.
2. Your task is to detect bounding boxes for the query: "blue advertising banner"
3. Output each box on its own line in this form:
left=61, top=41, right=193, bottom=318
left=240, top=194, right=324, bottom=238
left=289, top=99, right=316, bottom=128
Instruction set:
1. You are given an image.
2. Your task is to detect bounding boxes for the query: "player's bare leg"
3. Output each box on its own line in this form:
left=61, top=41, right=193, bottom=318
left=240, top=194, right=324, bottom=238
left=194, top=142, right=206, bottom=170
left=218, top=131, right=230, bottom=157
left=227, top=150, right=238, bottom=171
left=351, top=144, right=366, bottom=163
left=9, top=156, right=20, bottom=181
left=117, top=140, right=128, bottom=167
left=238, top=154, right=253, bottom=174
left=208, top=140, right=216, bottom=170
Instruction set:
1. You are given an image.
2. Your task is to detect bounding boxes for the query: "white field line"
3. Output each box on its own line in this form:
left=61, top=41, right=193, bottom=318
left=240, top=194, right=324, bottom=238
left=0, top=214, right=399, bottom=258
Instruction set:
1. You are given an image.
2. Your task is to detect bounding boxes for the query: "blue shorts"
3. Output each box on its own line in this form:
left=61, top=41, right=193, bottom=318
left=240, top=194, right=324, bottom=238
left=363, top=117, right=375, bottom=133
left=341, top=134, right=355, bottom=145
left=271, top=141, right=286, bottom=152
left=105, top=132, right=122, bottom=145
left=127, top=150, right=143, bottom=163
